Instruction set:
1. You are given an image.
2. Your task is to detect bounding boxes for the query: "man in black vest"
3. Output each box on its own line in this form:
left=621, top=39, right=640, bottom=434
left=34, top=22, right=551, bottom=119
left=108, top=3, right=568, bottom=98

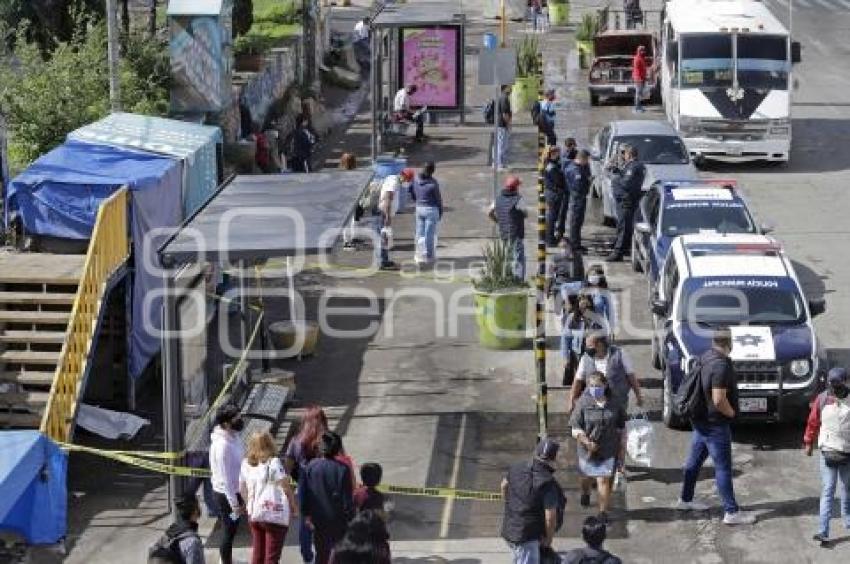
left=489, top=175, right=528, bottom=280
left=501, top=438, right=565, bottom=563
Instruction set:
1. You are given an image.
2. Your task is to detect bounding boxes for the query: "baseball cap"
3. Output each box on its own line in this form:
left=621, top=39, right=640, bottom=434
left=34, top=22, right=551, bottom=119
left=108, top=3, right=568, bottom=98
left=827, top=367, right=848, bottom=384
left=535, top=438, right=560, bottom=461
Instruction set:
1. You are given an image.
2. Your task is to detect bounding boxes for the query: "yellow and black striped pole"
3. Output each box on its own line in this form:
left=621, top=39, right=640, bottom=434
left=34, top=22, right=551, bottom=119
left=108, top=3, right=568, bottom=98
left=535, top=51, right=548, bottom=440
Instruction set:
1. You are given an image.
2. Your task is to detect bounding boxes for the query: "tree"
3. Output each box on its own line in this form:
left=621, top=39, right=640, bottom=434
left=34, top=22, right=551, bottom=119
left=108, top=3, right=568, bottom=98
left=233, top=0, right=254, bottom=37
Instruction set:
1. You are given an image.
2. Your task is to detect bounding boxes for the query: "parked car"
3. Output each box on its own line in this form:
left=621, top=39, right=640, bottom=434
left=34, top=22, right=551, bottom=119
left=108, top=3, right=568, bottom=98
left=589, top=120, right=698, bottom=225
left=588, top=30, right=658, bottom=106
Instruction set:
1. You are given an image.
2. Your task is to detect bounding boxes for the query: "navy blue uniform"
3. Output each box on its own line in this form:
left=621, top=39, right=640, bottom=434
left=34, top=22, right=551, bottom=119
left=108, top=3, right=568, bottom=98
left=610, top=160, right=646, bottom=256
left=544, top=159, right=568, bottom=245
left=564, top=161, right=592, bottom=249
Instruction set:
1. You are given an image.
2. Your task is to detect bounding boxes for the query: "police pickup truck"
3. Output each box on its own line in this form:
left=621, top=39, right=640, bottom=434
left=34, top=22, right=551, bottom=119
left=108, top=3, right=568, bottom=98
left=650, top=233, right=826, bottom=428
left=632, top=180, right=768, bottom=281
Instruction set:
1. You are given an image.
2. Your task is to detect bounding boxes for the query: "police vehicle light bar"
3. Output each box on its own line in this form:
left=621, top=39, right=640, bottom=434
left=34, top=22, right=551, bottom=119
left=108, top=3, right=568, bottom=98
left=687, top=242, right=783, bottom=257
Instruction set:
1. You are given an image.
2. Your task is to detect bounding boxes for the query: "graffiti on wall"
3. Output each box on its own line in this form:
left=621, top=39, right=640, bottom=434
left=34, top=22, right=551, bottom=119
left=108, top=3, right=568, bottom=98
left=170, top=16, right=230, bottom=112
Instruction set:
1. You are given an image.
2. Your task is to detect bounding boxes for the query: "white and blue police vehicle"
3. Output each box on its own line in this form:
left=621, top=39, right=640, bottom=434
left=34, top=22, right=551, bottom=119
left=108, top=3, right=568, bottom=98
left=632, top=179, right=768, bottom=281
left=650, top=233, right=826, bottom=428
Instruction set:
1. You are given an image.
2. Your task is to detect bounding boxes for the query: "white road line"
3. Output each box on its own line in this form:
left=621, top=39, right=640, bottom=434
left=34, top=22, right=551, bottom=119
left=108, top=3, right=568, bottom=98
left=438, top=412, right=467, bottom=539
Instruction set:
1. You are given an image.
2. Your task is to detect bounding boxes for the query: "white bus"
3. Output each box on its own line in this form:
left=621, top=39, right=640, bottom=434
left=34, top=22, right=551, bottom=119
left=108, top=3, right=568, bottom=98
left=660, top=0, right=800, bottom=163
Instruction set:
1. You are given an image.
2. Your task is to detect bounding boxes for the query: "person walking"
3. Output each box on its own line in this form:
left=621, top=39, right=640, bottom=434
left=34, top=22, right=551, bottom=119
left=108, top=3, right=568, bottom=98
left=488, top=175, right=528, bottom=280
left=148, top=495, right=205, bottom=564
left=544, top=145, right=568, bottom=247
left=676, top=329, right=757, bottom=525
left=561, top=296, right=603, bottom=387
left=569, top=334, right=642, bottom=412
left=410, top=161, right=443, bottom=264
left=330, top=509, right=392, bottom=564
left=290, top=116, right=315, bottom=172
left=563, top=149, right=592, bottom=253
left=375, top=167, right=415, bottom=270
left=393, top=84, right=425, bottom=142
left=803, top=367, right=850, bottom=547
left=303, top=431, right=356, bottom=564
left=241, top=431, right=298, bottom=564
left=562, top=137, right=578, bottom=163
left=606, top=144, right=645, bottom=262
left=632, top=45, right=648, bottom=112
left=209, top=404, right=246, bottom=564
left=584, top=266, right=617, bottom=333
left=495, top=85, right=513, bottom=171
left=562, top=516, right=622, bottom=564
left=284, top=405, right=329, bottom=564
left=538, top=89, right=558, bottom=146
left=500, top=438, right=566, bottom=564
left=571, top=372, right=627, bottom=521
left=354, top=462, right=387, bottom=518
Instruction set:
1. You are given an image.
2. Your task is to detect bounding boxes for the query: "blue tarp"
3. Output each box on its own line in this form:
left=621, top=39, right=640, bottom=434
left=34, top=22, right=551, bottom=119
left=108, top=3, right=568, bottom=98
left=0, top=432, right=67, bottom=544
left=4, top=140, right=182, bottom=378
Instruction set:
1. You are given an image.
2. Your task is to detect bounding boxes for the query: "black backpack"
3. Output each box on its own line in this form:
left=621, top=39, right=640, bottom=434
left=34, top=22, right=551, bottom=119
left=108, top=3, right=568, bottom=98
left=483, top=99, right=495, bottom=124
left=148, top=530, right=195, bottom=564
left=530, top=100, right=542, bottom=126
left=673, top=355, right=706, bottom=420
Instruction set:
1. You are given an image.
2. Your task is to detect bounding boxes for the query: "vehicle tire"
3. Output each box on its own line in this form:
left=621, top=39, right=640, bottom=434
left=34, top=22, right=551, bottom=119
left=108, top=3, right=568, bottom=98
left=631, top=237, right=643, bottom=273
left=663, top=370, right=687, bottom=430
left=590, top=92, right=600, bottom=106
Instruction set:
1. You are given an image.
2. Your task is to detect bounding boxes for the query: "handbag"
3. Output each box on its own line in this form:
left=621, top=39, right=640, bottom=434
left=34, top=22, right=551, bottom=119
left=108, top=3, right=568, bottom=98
left=822, top=449, right=850, bottom=468
left=249, top=459, right=290, bottom=526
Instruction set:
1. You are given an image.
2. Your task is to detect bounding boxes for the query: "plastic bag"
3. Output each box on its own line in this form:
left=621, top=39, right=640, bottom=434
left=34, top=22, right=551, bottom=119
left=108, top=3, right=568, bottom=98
left=626, top=412, right=654, bottom=467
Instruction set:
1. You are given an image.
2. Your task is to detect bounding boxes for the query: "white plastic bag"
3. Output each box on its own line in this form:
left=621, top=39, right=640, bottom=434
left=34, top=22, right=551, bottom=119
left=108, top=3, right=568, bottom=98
left=626, top=412, right=654, bottom=468
left=249, top=460, right=290, bottom=526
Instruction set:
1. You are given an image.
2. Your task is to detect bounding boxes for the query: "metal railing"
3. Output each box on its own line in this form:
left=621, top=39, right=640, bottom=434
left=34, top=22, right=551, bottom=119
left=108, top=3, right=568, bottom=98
left=41, top=188, right=130, bottom=442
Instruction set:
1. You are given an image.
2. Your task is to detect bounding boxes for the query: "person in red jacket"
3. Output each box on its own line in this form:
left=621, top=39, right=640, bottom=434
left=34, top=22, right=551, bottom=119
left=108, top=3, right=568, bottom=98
left=632, top=45, right=648, bottom=113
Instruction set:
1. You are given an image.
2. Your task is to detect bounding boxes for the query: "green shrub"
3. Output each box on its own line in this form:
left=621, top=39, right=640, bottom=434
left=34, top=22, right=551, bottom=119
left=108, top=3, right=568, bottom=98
left=515, top=35, right=539, bottom=78
left=473, top=239, right=527, bottom=293
left=255, top=1, right=298, bottom=24
left=575, top=13, right=599, bottom=42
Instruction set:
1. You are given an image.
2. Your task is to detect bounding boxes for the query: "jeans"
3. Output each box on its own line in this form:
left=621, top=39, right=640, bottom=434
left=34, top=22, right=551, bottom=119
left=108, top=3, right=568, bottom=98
left=214, top=492, right=243, bottom=564
left=634, top=80, right=645, bottom=111
left=374, top=215, right=391, bottom=265
left=613, top=195, right=636, bottom=255
left=508, top=539, right=541, bottom=564
left=681, top=422, right=739, bottom=514
left=545, top=191, right=567, bottom=245
left=817, top=452, right=850, bottom=537
left=496, top=127, right=510, bottom=167
left=297, top=485, right=314, bottom=562
left=540, top=121, right=556, bottom=146
left=568, top=191, right=587, bottom=248
left=511, top=239, right=526, bottom=280
left=415, top=206, right=440, bottom=261
left=249, top=521, right=288, bottom=564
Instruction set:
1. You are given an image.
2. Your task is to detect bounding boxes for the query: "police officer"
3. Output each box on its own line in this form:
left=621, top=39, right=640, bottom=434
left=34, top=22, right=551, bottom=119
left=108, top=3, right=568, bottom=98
left=564, top=149, right=592, bottom=254
left=488, top=175, right=528, bottom=280
left=606, top=144, right=646, bottom=262
left=544, top=145, right=568, bottom=246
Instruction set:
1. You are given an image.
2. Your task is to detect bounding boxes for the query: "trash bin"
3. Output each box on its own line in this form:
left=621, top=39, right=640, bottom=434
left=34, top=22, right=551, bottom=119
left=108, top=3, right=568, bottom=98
left=373, top=156, right=409, bottom=209
left=483, top=33, right=497, bottom=50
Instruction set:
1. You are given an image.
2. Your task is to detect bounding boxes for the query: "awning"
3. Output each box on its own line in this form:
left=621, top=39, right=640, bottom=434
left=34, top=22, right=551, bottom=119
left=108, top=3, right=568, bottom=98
left=159, top=171, right=373, bottom=265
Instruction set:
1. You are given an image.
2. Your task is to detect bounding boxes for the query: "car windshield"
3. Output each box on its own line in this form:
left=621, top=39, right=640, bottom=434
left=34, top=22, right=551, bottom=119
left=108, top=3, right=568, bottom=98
left=680, top=34, right=733, bottom=88
left=737, top=35, right=789, bottom=90
left=614, top=135, right=689, bottom=164
left=677, top=278, right=806, bottom=325
left=662, top=202, right=755, bottom=236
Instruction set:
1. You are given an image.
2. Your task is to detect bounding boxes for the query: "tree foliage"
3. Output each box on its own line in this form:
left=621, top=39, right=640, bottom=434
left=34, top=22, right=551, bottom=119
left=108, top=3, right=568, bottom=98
left=1, top=0, right=104, bottom=53
left=233, top=0, right=255, bottom=37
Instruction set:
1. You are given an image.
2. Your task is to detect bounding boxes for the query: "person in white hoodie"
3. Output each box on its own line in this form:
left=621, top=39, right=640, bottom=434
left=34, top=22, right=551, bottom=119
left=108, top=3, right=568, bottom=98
left=210, top=404, right=246, bottom=564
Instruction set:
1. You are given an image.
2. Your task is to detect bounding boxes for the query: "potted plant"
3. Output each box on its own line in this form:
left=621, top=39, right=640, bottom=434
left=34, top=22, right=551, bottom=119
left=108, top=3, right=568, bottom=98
left=548, top=0, right=570, bottom=26
left=510, top=35, right=540, bottom=113
left=473, top=239, right=529, bottom=350
left=575, top=13, right=598, bottom=69
left=234, top=33, right=270, bottom=72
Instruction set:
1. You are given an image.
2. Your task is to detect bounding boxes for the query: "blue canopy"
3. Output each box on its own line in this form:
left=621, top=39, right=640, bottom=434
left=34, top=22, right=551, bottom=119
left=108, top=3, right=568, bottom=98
left=0, top=432, right=67, bottom=544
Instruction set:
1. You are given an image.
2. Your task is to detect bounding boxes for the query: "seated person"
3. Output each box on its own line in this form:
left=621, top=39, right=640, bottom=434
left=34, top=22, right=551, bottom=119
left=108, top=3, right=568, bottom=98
left=393, top=84, right=425, bottom=142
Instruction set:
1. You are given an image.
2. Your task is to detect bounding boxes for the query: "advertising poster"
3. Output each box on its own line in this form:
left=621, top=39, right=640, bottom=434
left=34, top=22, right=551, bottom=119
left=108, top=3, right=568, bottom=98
left=399, top=27, right=461, bottom=109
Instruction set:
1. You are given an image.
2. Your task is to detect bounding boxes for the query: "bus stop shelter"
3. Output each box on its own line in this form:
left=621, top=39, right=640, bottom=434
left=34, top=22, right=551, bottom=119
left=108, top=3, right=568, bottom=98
left=370, top=2, right=466, bottom=158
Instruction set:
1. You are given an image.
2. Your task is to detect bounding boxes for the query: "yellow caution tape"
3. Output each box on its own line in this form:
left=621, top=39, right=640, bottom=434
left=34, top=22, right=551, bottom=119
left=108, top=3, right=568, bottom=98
left=378, top=484, right=502, bottom=502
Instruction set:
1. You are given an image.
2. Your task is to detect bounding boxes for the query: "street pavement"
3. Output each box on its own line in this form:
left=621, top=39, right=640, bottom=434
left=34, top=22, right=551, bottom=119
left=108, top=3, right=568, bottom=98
left=58, top=0, right=850, bottom=563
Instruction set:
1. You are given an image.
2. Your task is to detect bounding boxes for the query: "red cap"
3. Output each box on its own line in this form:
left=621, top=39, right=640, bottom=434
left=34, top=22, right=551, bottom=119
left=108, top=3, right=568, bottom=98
left=400, top=168, right=415, bottom=181
left=504, top=175, right=522, bottom=190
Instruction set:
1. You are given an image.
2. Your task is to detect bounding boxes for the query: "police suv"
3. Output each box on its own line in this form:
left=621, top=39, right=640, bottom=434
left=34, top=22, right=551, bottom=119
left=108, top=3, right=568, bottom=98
left=633, top=180, right=767, bottom=282
left=650, top=233, right=826, bottom=428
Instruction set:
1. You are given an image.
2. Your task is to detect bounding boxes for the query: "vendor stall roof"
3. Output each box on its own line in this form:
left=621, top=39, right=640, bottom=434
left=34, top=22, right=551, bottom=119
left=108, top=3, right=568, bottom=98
left=371, top=1, right=466, bottom=27
left=167, top=0, right=225, bottom=15
left=159, top=171, right=373, bottom=264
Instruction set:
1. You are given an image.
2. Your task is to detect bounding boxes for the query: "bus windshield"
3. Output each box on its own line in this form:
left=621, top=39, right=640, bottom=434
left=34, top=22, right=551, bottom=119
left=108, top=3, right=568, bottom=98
left=680, top=35, right=733, bottom=88
left=737, top=35, right=789, bottom=90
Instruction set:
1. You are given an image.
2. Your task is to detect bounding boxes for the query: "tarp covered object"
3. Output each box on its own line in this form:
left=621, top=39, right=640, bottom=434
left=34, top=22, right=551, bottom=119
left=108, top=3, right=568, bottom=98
left=68, top=112, right=222, bottom=217
left=0, top=431, right=67, bottom=544
left=4, top=141, right=178, bottom=239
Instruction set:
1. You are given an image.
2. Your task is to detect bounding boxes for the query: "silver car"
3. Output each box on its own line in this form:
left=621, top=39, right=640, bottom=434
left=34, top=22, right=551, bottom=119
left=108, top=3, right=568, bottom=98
left=589, top=120, right=698, bottom=225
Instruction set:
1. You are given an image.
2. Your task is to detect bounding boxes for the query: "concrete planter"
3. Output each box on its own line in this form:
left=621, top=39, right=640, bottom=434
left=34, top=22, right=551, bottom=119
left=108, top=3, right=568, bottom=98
left=511, top=76, right=540, bottom=113
left=548, top=2, right=570, bottom=26
left=235, top=52, right=264, bottom=72
left=474, top=290, right=528, bottom=350
left=576, top=40, right=594, bottom=69
left=269, top=320, right=320, bottom=359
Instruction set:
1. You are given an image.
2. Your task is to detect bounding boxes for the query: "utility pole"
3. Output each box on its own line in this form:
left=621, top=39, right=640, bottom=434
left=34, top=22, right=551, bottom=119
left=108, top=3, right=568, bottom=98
left=500, top=0, right=507, bottom=47
left=534, top=51, right=548, bottom=440
left=106, top=0, right=122, bottom=111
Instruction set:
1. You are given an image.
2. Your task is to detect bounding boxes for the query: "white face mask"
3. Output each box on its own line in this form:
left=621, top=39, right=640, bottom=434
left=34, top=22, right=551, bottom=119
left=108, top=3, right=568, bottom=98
left=588, top=275, right=601, bottom=285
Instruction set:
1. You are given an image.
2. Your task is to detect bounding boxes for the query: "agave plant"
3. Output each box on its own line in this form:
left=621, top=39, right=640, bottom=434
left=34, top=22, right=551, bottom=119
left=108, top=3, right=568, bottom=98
left=473, top=239, right=527, bottom=293
left=515, top=35, right=540, bottom=78
left=575, top=13, right=599, bottom=42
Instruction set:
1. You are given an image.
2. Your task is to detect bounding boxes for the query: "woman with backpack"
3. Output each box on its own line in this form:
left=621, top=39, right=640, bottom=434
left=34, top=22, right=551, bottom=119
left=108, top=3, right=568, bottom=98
left=240, top=431, right=298, bottom=564
left=803, top=367, right=850, bottom=547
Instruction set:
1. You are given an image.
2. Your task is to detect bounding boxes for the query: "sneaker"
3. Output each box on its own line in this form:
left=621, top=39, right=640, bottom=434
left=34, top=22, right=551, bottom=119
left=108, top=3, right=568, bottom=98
left=379, top=261, right=399, bottom=271
left=497, top=166, right=512, bottom=172
left=723, top=511, right=756, bottom=525
left=812, top=533, right=830, bottom=548
left=580, top=493, right=591, bottom=507
left=674, top=498, right=710, bottom=511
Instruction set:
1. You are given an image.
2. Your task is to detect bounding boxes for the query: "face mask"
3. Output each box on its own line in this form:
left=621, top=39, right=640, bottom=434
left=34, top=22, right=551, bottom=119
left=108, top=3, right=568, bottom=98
left=588, top=386, right=606, bottom=401
left=833, top=385, right=849, bottom=400
left=230, top=418, right=245, bottom=432
left=585, top=346, right=596, bottom=357
left=587, top=275, right=601, bottom=285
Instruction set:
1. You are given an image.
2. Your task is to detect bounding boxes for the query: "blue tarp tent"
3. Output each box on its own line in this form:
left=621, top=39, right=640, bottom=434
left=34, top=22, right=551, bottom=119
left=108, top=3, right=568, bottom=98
left=4, top=140, right=183, bottom=378
left=0, top=432, right=67, bottom=544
